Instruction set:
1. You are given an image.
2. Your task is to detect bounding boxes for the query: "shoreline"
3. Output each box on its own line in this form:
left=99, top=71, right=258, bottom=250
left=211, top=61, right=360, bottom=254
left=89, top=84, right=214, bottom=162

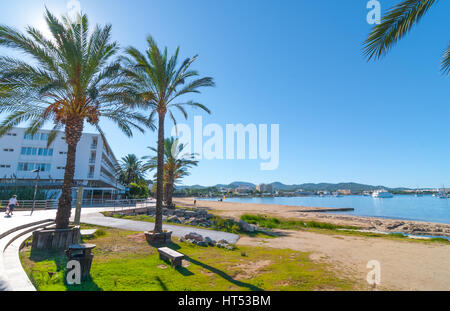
left=174, top=197, right=450, bottom=237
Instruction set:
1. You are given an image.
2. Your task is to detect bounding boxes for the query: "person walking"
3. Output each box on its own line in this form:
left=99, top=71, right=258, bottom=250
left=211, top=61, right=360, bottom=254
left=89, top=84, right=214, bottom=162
left=6, top=195, right=19, bottom=217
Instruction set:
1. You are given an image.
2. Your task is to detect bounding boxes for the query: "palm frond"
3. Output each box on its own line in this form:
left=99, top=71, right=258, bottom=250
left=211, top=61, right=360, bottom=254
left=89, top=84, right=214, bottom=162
left=363, top=0, right=437, bottom=60
left=441, top=44, right=450, bottom=75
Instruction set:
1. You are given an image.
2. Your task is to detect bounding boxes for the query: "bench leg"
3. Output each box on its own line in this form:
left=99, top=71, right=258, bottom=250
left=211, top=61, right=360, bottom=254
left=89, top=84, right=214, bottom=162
left=172, top=257, right=182, bottom=268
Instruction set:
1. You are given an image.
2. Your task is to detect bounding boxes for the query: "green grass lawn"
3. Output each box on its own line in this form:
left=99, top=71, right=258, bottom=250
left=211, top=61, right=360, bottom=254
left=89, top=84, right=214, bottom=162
left=20, top=225, right=357, bottom=291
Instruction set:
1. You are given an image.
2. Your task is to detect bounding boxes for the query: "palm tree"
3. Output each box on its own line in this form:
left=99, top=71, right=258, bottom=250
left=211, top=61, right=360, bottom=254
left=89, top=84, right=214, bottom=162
left=117, top=154, right=147, bottom=185
left=145, top=138, right=198, bottom=208
left=122, top=36, right=214, bottom=233
left=363, top=0, right=448, bottom=75
left=0, top=10, right=150, bottom=228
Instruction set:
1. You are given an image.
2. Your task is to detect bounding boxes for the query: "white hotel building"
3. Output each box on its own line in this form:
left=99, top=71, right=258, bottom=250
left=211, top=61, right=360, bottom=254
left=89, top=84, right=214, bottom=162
left=0, top=127, right=124, bottom=201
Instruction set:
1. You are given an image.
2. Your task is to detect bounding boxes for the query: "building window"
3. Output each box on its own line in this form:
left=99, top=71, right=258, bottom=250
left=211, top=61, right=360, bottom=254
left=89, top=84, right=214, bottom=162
left=6, top=133, right=17, bottom=136
left=3, top=149, right=13, bottom=152
left=40, top=133, right=49, bottom=141
left=18, top=162, right=51, bottom=172
left=24, top=133, right=40, bottom=140
left=21, top=147, right=37, bottom=155
left=0, top=165, right=11, bottom=168
left=57, top=166, right=66, bottom=170
left=59, top=151, right=67, bottom=155
left=37, top=148, right=54, bottom=156
left=21, top=147, right=53, bottom=156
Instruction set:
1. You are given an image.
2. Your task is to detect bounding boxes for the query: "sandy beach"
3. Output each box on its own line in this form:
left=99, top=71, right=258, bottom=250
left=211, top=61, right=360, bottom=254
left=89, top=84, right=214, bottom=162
left=174, top=198, right=450, bottom=237
left=174, top=197, right=450, bottom=290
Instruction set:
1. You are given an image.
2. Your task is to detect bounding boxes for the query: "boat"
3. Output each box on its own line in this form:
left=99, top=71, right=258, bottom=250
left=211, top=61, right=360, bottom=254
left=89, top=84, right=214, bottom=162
left=436, top=186, right=448, bottom=199
left=372, top=189, right=394, bottom=198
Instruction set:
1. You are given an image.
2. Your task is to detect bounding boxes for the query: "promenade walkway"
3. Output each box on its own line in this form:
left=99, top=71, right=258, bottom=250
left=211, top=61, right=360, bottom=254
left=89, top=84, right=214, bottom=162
left=0, top=204, right=239, bottom=291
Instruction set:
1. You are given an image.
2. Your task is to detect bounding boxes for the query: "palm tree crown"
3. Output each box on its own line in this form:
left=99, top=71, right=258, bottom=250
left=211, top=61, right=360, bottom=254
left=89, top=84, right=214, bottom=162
left=145, top=137, right=198, bottom=202
left=122, top=35, right=214, bottom=233
left=363, top=0, right=448, bottom=75
left=0, top=10, right=150, bottom=228
left=117, top=154, right=147, bottom=185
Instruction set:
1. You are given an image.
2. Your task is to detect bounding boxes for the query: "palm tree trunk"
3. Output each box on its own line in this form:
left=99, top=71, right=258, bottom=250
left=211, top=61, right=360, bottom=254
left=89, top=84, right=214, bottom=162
left=166, top=174, right=174, bottom=208
left=163, top=180, right=169, bottom=206
left=154, top=113, right=165, bottom=233
left=55, top=118, right=83, bottom=229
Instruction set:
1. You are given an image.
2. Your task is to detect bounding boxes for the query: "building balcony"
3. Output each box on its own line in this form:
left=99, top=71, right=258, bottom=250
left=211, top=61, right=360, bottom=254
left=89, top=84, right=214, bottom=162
left=87, top=173, right=94, bottom=179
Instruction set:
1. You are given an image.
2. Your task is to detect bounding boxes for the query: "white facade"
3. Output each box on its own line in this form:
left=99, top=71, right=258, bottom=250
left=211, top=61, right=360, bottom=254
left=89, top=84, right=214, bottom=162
left=256, top=183, right=273, bottom=194
left=0, top=127, right=123, bottom=199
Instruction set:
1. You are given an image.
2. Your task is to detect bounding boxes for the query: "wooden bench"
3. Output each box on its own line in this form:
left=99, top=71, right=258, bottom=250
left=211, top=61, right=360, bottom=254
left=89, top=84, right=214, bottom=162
left=157, top=247, right=185, bottom=267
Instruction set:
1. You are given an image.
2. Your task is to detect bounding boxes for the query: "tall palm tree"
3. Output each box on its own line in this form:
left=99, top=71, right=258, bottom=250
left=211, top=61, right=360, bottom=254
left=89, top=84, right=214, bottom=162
left=117, top=154, right=147, bottom=185
left=363, top=0, right=448, bottom=75
left=122, top=36, right=214, bottom=233
left=145, top=138, right=198, bottom=208
left=0, top=10, right=150, bottom=228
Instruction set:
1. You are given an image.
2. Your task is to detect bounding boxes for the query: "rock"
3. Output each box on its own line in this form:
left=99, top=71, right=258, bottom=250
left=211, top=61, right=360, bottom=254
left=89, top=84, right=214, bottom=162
left=175, top=209, right=185, bottom=217
left=167, top=216, right=181, bottom=223
left=239, top=220, right=254, bottom=232
left=185, top=232, right=204, bottom=242
left=204, top=237, right=216, bottom=246
left=184, top=210, right=195, bottom=216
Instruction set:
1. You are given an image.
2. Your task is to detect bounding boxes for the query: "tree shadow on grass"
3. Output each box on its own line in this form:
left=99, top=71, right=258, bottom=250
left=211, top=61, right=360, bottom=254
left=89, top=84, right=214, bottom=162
left=183, top=255, right=264, bottom=291
left=146, top=240, right=182, bottom=250
left=29, top=248, right=102, bottom=291
left=155, top=276, right=168, bottom=291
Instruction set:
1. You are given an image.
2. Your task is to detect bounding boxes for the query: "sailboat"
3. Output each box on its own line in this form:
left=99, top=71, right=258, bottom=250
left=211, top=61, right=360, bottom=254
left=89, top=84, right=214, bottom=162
left=436, top=186, right=448, bottom=199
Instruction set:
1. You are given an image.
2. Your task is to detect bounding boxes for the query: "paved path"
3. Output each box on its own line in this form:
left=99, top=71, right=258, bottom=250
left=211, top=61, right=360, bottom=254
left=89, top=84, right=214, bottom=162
left=0, top=205, right=239, bottom=291
left=81, top=212, right=240, bottom=243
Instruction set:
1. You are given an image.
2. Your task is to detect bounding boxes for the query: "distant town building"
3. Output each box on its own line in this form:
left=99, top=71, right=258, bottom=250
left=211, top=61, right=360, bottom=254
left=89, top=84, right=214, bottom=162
left=294, top=189, right=314, bottom=196
left=0, top=127, right=124, bottom=200
left=234, top=186, right=252, bottom=195
left=256, top=183, right=273, bottom=194
left=337, top=189, right=352, bottom=195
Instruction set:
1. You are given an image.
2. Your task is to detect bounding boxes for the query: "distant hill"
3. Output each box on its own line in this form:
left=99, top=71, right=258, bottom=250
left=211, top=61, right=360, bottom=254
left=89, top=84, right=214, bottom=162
left=177, top=181, right=410, bottom=192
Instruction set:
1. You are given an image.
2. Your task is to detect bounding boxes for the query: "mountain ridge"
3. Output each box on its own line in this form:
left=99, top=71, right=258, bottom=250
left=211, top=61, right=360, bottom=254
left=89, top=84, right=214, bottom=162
left=177, top=181, right=411, bottom=191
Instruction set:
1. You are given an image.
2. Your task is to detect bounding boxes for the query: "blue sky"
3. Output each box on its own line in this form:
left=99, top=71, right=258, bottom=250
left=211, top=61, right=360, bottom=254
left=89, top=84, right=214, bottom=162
left=0, top=0, right=448, bottom=188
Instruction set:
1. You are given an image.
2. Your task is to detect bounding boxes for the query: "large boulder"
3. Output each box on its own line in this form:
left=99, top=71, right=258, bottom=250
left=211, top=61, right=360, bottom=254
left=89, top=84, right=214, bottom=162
left=184, top=211, right=198, bottom=218
left=185, top=232, right=204, bottom=242
left=239, top=220, right=255, bottom=232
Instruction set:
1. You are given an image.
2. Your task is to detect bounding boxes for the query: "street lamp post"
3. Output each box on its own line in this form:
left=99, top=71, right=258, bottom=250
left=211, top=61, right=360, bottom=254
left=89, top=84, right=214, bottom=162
left=30, top=169, right=40, bottom=216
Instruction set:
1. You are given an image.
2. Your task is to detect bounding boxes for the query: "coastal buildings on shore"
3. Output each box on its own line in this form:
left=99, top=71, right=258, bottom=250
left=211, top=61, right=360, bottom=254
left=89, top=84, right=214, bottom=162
left=0, top=127, right=124, bottom=200
left=256, top=183, right=273, bottom=194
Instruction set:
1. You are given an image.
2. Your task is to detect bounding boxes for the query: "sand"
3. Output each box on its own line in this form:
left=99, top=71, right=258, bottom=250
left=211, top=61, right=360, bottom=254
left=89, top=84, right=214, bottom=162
left=174, top=197, right=450, bottom=290
left=174, top=198, right=450, bottom=237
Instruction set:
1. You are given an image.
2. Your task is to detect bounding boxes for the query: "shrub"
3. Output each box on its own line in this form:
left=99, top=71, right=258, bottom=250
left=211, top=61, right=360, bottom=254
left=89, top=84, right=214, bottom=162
left=129, top=181, right=149, bottom=199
